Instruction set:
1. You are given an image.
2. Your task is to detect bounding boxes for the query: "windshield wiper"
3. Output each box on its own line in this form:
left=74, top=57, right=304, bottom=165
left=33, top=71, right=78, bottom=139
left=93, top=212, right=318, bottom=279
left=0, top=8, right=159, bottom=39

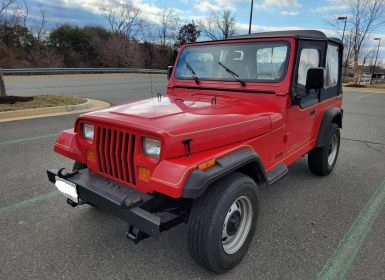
left=218, top=61, right=246, bottom=86
left=182, top=58, right=199, bottom=84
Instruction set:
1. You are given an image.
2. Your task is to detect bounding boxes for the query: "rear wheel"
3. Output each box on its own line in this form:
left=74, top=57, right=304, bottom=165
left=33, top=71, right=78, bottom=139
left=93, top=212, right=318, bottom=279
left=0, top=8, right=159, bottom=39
left=188, top=172, right=260, bottom=273
left=308, top=123, right=340, bottom=176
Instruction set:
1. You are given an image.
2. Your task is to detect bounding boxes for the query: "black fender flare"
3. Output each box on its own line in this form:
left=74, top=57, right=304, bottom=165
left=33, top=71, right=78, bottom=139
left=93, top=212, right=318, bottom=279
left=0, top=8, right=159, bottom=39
left=316, top=107, right=343, bottom=147
left=181, top=148, right=267, bottom=199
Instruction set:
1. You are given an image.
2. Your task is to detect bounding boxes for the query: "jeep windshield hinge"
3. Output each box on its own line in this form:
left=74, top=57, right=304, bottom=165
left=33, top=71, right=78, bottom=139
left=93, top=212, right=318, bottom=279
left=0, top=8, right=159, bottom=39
left=211, top=96, right=217, bottom=105
left=183, top=138, right=193, bottom=157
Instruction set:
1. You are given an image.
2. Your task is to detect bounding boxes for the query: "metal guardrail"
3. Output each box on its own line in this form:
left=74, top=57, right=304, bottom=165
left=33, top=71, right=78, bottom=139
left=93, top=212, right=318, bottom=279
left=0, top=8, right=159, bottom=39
left=2, top=68, right=167, bottom=75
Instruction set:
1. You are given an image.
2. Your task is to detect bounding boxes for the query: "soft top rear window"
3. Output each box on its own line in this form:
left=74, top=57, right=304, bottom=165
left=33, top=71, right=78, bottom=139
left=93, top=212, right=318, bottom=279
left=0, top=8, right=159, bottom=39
left=175, top=42, right=290, bottom=83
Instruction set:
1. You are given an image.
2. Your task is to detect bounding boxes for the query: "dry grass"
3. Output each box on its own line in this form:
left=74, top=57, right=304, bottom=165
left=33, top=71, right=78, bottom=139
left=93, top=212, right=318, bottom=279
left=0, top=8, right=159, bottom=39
left=369, top=83, right=385, bottom=89
left=0, top=95, right=86, bottom=112
left=344, top=82, right=385, bottom=90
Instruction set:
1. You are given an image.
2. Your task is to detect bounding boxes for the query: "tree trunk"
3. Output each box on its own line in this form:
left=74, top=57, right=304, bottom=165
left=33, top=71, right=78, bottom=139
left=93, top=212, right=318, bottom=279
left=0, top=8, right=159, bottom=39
left=0, top=69, right=6, bottom=97
left=353, top=49, right=360, bottom=85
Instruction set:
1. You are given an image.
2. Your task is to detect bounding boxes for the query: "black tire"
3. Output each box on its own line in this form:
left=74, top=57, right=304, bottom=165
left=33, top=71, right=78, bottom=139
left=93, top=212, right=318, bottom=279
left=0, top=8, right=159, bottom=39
left=308, top=123, right=340, bottom=176
left=72, top=162, right=87, bottom=171
left=188, top=172, right=260, bottom=273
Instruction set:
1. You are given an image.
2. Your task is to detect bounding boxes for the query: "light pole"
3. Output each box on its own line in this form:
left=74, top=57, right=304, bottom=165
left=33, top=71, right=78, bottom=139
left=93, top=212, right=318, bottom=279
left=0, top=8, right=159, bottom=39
left=372, top=37, right=381, bottom=82
left=338, top=16, right=347, bottom=43
left=248, top=0, right=254, bottom=34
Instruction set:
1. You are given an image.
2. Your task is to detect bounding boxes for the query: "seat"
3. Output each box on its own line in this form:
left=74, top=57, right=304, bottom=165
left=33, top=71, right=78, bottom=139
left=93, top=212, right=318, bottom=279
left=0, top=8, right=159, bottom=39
left=221, top=51, right=250, bottom=79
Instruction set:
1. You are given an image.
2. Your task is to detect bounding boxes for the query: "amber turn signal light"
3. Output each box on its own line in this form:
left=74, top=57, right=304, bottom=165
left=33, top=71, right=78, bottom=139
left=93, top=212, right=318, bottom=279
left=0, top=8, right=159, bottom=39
left=86, top=150, right=97, bottom=162
left=138, top=166, right=151, bottom=180
left=197, top=159, right=216, bottom=171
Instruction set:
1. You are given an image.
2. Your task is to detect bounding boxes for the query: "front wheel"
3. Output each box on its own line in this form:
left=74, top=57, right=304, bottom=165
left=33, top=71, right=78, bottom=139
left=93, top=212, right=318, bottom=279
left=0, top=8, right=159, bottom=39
left=188, top=172, right=260, bottom=273
left=308, top=123, right=340, bottom=176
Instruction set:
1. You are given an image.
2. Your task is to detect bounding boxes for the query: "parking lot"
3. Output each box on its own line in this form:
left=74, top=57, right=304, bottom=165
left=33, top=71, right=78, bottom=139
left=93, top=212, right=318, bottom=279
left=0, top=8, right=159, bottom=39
left=0, top=74, right=384, bottom=279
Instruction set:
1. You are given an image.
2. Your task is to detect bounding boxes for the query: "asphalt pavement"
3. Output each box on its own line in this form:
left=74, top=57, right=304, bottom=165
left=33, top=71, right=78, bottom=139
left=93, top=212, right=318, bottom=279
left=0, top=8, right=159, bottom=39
left=0, top=74, right=384, bottom=280
left=4, top=73, right=166, bottom=104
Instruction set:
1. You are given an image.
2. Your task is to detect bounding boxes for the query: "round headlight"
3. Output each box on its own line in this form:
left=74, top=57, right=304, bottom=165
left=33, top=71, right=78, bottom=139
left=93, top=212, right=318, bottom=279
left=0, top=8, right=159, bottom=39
left=143, top=137, right=161, bottom=158
left=82, top=124, right=94, bottom=141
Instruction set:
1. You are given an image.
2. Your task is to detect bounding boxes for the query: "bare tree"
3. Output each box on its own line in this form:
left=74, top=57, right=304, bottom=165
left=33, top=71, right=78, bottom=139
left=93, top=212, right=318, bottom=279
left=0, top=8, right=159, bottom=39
left=20, top=0, right=28, bottom=27
left=30, top=5, right=47, bottom=41
left=0, top=0, right=15, bottom=16
left=158, top=8, right=180, bottom=47
left=4, top=0, right=28, bottom=26
left=361, top=44, right=381, bottom=75
left=200, top=9, right=237, bottom=40
left=0, top=0, right=15, bottom=97
left=0, top=0, right=28, bottom=28
left=343, top=31, right=355, bottom=77
left=92, top=31, right=143, bottom=67
left=141, top=21, right=157, bottom=43
left=101, top=4, right=143, bottom=40
left=344, top=0, right=385, bottom=83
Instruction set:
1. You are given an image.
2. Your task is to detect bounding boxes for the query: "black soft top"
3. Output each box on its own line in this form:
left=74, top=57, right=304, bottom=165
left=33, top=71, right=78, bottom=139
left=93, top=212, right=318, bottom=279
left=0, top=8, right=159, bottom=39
left=230, top=30, right=342, bottom=45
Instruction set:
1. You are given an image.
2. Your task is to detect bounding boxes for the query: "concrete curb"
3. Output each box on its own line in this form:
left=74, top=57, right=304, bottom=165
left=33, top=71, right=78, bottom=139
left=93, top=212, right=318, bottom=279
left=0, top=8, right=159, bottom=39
left=0, top=98, right=110, bottom=122
left=66, top=99, right=92, bottom=111
left=343, top=87, right=385, bottom=93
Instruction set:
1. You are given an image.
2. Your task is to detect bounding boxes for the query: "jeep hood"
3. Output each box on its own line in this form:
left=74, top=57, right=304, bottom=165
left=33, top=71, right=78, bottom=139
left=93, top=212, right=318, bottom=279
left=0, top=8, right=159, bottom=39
left=81, top=95, right=277, bottom=158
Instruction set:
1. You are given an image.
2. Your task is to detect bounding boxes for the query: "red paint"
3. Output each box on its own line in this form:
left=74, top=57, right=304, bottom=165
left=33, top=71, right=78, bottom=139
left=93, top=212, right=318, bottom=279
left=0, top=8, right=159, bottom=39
left=53, top=36, right=343, bottom=198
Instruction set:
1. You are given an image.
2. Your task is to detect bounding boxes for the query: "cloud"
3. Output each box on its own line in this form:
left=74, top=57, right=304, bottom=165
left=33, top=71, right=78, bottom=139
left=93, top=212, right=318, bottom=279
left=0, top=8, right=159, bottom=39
left=310, top=5, right=349, bottom=13
left=23, top=0, right=106, bottom=27
left=194, top=0, right=243, bottom=13
left=325, top=0, right=345, bottom=4
left=236, top=23, right=302, bottom=33
left=280, top=11, right=299, bottom=16
left=256, top=0, right=301, bottom=9
left=236, top=23, right=339, bottom=38
left=194, top=1, right=222, bottom=12
left=43, top=0, right=165, bottom=23
left=253, top=0, right=301, bottom=15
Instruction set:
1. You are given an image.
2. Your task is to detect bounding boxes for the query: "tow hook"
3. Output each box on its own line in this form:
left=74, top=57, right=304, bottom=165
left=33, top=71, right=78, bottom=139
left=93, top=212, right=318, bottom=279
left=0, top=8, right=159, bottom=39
left=58, top=168, right=79, bottom=179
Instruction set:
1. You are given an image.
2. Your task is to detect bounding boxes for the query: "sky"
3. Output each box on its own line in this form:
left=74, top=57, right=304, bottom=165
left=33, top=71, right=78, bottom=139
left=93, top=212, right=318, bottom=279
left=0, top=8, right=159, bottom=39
left=22, top=0, right=385, bottom=62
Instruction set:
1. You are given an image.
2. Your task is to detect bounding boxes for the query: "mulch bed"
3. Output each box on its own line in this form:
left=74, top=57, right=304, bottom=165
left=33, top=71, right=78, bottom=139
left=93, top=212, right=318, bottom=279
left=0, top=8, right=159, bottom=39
left=0, top=95, right=86, bottom=112
left=0, top=96, right=33, bottom=104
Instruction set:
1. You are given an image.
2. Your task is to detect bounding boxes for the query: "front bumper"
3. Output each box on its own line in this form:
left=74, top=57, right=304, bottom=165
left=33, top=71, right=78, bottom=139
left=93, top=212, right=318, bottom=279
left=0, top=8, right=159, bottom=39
left=47, top=168, right=161, bottom=240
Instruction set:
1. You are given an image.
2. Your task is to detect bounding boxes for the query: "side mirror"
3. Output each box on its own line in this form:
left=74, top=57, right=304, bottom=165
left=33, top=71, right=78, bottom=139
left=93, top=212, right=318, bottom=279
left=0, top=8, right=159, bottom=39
left=305, top=68, right=324, bottom=90
left=167, top=66, right=173, bottom=80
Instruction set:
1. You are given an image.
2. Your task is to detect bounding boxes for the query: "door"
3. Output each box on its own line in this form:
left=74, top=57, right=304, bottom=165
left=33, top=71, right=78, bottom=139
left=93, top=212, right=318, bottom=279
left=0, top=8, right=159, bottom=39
left=286, top=40, right=326, bottom=154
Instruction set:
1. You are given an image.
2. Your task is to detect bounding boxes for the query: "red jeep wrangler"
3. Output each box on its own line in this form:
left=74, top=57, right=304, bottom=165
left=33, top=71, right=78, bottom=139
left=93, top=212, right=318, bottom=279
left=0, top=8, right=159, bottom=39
left=47, top=30, right=343, bottom=273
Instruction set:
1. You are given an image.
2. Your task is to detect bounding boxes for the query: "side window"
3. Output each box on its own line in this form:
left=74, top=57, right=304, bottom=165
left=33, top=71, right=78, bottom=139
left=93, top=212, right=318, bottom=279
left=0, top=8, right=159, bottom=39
left=325, top=44, right=339, bottom=88
left=298, top=48, right=320, bottom=86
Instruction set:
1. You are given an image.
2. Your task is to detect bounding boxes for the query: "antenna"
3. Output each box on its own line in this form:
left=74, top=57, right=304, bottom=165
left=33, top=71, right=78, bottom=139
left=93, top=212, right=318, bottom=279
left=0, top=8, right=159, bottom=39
left=148, top=42, right=154, bottom=99
left=147, top=42, right=155, bottom=113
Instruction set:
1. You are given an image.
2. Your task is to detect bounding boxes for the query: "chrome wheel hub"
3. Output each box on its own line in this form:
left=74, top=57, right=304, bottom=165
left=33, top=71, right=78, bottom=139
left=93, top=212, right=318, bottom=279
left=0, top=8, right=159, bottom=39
left=328, top=134, right=338, bottom=166
left=222, top=196, right=253, bottom=255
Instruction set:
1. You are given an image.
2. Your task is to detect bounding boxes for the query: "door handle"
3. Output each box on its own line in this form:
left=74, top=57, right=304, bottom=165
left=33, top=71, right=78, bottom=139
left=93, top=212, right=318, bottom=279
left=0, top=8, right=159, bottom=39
left=310, top=109, right=315, bottom=116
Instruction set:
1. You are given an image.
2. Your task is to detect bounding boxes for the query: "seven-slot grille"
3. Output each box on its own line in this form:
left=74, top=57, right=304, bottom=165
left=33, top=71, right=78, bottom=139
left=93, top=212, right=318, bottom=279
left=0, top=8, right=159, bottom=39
left=96, top=127, right=136, bottom=185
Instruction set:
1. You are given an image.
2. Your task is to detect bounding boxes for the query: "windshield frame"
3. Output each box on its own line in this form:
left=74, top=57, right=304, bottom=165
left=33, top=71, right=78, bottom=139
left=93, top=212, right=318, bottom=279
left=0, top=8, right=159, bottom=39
left=174, top=40, right=291, bottom=84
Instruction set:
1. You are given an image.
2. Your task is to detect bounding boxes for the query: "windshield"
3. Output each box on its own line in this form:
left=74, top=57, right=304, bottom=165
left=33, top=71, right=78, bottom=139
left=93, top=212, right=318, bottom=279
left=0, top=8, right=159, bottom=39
left=175, top=42, right=289, bottom=83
